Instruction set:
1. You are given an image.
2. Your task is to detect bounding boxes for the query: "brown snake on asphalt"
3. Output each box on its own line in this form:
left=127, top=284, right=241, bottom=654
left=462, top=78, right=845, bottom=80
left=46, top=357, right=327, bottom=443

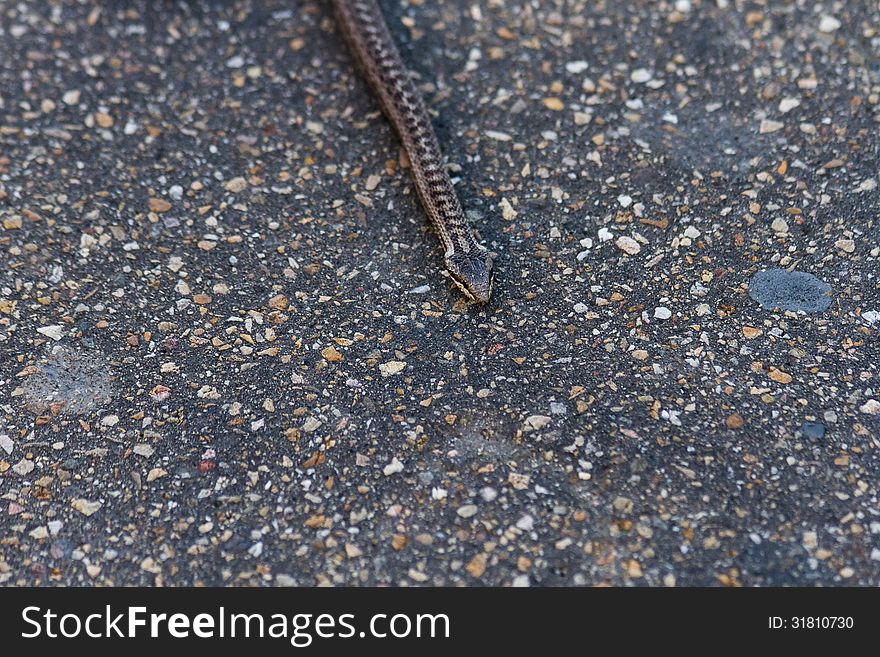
left=330, top=0, right=494, bottom=303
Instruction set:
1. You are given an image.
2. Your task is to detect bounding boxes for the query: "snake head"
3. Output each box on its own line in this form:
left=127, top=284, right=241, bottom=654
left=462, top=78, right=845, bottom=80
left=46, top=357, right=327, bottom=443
left=444, top=248, right=493, bottom=304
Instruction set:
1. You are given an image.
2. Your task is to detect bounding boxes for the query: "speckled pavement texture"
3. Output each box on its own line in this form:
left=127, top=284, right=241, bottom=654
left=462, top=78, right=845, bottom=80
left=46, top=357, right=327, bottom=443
left=1, top=1, right=878, bottom=586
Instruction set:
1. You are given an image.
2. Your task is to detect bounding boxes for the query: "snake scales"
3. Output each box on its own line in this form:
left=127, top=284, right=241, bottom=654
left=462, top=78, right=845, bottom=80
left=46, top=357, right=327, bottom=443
left=330, top=0, right=493, bottom=303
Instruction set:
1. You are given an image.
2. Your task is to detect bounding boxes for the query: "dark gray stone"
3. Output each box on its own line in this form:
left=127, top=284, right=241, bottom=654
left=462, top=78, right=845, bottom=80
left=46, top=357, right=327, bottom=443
left=748, top=269, right=832, bottom=313
left=800, top=422, right=826, bottom=441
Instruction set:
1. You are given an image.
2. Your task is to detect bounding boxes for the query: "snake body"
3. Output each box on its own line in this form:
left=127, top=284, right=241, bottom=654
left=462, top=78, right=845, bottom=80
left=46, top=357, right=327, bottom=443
left=330, top=0, right=493, bottom=303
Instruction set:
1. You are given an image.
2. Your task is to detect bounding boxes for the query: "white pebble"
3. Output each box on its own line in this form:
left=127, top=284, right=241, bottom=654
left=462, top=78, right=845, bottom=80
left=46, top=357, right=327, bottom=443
left=383, top=457, right=404, bottom=476
left=615, top=236, right=641, bottom=255
left=101, top=414, right=119, bottom=427
left=512, top=575, right=530, bottom=587
left=485, top=130, right=512, bottom=142
left=778, top=97, right=800, bottom=114
left=771, top=217, right=789, bottom=233
left=499, top=197, right=518, bottom=220
left=760, top=119, right=784, bottom=134
left=37, top=325, right=65, bottom=340
left=516, top=515, right=534, bottom=531
left=818, top=16, right=841, bottom=33
left=630, top=68, right=653, bottom=83
left=550, top=402, right=567, bottom=416
left=480, top=487, right=497, bottom=502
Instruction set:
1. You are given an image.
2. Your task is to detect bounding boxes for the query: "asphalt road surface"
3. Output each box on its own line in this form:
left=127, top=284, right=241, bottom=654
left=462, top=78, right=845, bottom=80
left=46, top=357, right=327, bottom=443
left=1, top=1, right=878, bottom=586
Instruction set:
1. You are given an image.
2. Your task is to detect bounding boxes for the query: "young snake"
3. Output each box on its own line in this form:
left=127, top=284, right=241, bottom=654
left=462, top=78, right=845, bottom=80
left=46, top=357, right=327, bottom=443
left=329, top=0, right=494, bottom=303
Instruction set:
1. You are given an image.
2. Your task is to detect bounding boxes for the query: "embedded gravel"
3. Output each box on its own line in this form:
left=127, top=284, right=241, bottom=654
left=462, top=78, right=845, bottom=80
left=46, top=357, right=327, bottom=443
left=1, top=1, right=878, bottom=586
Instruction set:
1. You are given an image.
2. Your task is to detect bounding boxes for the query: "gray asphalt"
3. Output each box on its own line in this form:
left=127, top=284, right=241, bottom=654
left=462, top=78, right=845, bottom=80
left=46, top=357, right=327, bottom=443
left=1, top=0, right=878, bottom=586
